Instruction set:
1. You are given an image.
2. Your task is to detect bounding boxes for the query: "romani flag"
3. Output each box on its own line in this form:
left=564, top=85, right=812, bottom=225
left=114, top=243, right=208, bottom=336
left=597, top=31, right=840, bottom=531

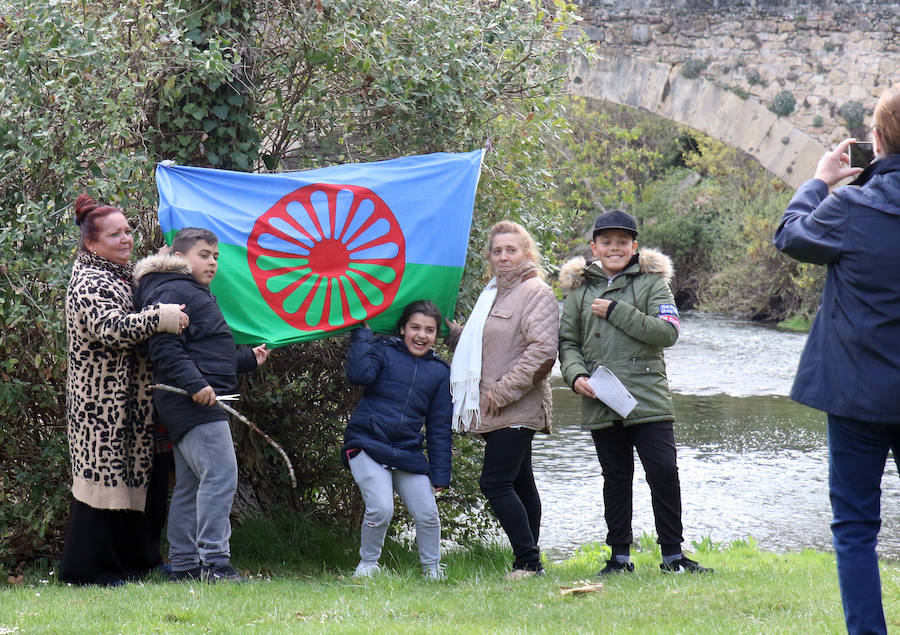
left=155, top=150, right=484, bottom=347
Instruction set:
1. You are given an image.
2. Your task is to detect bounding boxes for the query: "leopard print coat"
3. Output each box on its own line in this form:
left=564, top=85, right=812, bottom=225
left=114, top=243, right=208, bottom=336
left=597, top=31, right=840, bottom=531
left=65, top=251, right=180, bottom=511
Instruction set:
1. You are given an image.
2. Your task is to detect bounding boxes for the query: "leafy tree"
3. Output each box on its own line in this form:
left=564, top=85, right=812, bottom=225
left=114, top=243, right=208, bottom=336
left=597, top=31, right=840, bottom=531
left=149, top=0, right=259, bottom=170
left=635, top=132, right=810, bottom=318
left=549, top=98, right=662, bottom=251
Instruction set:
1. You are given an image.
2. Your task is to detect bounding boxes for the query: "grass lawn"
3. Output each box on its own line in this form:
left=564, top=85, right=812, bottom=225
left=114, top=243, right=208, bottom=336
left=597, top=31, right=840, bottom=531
left=2, top=517, right=898, bottom=633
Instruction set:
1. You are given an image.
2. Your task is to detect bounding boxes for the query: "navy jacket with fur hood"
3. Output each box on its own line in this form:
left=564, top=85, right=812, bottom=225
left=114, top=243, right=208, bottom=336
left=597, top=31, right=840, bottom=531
left=133, top=254, right=257, bottom=443
left=342, top=327, right=452, bottom=488
left=774, top=153, right=900, bottom=422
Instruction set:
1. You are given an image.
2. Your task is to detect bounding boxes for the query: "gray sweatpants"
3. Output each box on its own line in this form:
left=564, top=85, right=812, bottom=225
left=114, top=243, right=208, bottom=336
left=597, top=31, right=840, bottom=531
left=167, top=420, right=237, bottom=570
left=349, top=450, right=441, bottom=568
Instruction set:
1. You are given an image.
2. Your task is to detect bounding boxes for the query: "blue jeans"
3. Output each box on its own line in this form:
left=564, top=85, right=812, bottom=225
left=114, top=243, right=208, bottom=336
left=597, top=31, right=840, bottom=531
left=167, top=420, right=238, bottom=571
left=828, top=414, right=900, bottom=635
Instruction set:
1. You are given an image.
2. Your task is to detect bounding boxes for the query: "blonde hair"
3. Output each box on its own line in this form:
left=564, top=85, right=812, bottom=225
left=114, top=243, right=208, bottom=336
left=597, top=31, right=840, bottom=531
left=874, top=84, right=900, bottom=156
left=485, top=220, right=545, bottom=279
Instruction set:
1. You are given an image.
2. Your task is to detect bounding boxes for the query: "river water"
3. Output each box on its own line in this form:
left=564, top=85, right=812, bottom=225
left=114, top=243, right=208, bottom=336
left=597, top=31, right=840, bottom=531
left=534, top=312, right=900, bottom=561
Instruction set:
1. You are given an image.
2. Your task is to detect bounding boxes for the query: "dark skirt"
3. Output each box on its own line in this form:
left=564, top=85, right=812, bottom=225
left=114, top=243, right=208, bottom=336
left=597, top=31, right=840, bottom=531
left=58, top=452, right=173, bottom=585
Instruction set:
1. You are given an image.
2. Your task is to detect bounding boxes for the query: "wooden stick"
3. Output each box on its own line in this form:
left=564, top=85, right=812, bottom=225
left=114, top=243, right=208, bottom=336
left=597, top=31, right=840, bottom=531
left=150, top=383, right=297, bottom=488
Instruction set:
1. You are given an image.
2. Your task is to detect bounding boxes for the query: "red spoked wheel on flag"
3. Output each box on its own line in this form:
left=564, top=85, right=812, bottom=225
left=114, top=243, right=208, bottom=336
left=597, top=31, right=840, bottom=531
left=247, top=184, right=405, bottom=332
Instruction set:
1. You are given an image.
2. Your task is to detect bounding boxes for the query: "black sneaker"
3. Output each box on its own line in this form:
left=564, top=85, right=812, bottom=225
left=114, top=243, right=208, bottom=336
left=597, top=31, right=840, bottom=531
left=168, top=566, right=201, bottom=582
left=597, top=559, right=635, bottom=576
left=659, top=556, right=713, bottom=574
left=201, top=563, right=247, bottom=583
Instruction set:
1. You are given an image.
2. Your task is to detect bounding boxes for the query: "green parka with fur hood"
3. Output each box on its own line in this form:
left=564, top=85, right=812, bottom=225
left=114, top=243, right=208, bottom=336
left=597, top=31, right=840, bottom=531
left=558, top=248, right=679, bottom=430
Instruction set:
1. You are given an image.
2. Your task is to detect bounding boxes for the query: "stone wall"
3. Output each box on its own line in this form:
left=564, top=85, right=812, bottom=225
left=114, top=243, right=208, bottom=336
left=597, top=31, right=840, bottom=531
left=574, top=1, right=900, bottom=145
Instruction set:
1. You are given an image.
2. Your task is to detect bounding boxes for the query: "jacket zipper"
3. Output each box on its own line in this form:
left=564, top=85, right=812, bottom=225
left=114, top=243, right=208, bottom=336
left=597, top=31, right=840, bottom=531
left=399, top=358, right=419, bottom=433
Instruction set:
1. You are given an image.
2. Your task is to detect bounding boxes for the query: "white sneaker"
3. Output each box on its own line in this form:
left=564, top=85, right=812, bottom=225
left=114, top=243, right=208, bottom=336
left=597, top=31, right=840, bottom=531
left=352, top=562, right=381, bottom=578
left=423, top=564, right=446, bottom=581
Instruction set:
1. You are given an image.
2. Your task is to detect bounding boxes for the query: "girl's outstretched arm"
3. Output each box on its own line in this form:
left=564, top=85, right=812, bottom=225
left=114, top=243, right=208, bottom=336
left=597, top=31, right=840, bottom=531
left=345, top=325, right=384, bottom=385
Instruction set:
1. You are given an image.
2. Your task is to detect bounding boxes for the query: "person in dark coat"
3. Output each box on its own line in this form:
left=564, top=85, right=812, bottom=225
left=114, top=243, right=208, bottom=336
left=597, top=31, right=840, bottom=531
left=774, top=84, right=900, bottom=635
left=342, top=300, right=452, bottom=580
left=134, top=227, right=269, bottom=584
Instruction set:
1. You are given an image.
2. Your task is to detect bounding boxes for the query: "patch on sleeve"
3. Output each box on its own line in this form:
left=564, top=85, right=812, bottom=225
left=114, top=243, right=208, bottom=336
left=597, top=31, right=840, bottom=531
left=659, top=314, right=681, bottom=329
left=658, top=303, right=679, bottom=316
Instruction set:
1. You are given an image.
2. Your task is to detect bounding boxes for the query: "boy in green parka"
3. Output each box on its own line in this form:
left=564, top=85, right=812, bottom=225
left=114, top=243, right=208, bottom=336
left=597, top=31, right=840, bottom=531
left=558, top=209, right=712, bottom=576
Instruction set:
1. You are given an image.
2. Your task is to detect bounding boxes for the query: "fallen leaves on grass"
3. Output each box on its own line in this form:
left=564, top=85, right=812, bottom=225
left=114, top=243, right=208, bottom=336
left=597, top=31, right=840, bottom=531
left=559, top=581, right=604, bottom=596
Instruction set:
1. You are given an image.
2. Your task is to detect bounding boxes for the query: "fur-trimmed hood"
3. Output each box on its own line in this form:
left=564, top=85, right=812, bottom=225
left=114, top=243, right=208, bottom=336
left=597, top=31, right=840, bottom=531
left=558, top=248, right=674, bottom=292
left=133, top=253, right=193, bottom=284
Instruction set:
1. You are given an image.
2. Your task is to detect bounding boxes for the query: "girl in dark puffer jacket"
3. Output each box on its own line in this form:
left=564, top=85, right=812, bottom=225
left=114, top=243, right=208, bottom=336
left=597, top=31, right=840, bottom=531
left=342, top=300, right=452, bottom=580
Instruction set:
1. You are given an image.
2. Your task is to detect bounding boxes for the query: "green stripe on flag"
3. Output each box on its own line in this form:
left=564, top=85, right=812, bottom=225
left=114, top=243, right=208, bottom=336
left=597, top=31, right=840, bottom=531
left=210, top=243, right=463, bottom=346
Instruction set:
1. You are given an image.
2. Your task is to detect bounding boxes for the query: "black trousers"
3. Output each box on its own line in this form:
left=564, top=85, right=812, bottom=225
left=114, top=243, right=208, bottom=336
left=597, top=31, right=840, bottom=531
left=480, top=427, right=542, bottom=569
left=58, top=452, right=172, bottom=585
left=58, top=500, right=153, bottom=585
left=591, top=420, right=684, bottom=556
left=143, top=451, right=174, bottom=568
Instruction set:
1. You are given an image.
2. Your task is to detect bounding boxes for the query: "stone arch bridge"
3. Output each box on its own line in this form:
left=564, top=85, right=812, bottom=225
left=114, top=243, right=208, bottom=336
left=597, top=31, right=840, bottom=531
left=569, top=1, right=899, bottom=188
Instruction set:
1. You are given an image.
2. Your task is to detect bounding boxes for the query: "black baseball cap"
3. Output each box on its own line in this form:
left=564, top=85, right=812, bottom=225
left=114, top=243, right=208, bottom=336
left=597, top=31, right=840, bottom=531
left=592, top=209, right=638, bottom=239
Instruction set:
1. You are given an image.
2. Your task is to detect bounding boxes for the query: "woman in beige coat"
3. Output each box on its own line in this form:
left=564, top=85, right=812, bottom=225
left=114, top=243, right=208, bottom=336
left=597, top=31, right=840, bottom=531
left=449, top=220, right=558, bottom=578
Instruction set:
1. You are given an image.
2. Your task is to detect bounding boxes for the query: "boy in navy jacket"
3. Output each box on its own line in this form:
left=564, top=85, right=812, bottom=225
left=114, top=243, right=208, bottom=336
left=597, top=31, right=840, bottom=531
left=134, top=227, right=268, bottom=583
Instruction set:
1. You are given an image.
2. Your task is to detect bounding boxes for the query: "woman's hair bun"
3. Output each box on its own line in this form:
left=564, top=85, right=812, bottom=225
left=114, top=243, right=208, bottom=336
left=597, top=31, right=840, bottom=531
left=74, top=193, right=100, bottom=227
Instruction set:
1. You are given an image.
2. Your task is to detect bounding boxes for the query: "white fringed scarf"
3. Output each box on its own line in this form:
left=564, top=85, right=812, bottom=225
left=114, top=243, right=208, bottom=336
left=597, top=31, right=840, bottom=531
left=449, top=278, right=497, bottom=432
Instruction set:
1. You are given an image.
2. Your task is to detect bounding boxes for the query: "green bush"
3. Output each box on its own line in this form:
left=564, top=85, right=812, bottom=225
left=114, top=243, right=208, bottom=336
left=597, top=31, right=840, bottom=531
left=550, top=98, right=663, bottom=243
left=680, top=58, right=709, bottom=80
left=746, top=69, right=768, bottom=87
left=770, top=90, right=797, bottom=117
left=635, top=171, right=725, bottom=308
left=838, top=100, right=867, bottom=133
left=149, top=0, right=259, bottom=170
left=633, top=134, right=820, bottom=321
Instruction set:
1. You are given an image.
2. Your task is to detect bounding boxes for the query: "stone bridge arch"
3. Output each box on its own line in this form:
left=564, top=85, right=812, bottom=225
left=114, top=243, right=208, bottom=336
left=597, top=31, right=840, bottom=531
left=568, top=1, right=899, bottom=189
left=568, top=53, right=824, bottom=189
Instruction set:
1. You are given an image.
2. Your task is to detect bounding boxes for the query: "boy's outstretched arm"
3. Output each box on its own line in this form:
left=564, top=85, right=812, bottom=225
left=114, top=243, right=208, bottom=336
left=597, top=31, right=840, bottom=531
left=253, top=343, right=269, bottom=366
left=235, top=343, right=260, bottom=374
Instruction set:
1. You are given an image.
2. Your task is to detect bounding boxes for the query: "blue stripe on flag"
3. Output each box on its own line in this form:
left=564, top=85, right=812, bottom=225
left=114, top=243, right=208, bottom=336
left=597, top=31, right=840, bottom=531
left=156, top=150, right=483, bottom=268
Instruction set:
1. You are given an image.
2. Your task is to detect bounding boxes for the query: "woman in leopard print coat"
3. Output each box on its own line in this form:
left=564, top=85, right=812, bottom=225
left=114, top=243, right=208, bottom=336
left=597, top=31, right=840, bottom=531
left=58, top=194, right=187, bottom=586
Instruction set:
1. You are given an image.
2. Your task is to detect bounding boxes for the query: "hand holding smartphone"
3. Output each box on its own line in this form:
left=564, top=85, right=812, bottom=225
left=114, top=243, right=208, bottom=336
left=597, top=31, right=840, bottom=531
left=849, top=141, right=875, bottom=168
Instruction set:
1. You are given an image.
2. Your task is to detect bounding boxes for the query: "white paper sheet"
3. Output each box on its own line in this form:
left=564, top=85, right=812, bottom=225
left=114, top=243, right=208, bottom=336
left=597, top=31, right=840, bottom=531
left=586, top=365, right=637, bottom=418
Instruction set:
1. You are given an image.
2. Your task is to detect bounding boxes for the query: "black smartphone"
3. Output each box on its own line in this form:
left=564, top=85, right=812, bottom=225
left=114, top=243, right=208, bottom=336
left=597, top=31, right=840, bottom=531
left=849, top=141, right=875, bottom=168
